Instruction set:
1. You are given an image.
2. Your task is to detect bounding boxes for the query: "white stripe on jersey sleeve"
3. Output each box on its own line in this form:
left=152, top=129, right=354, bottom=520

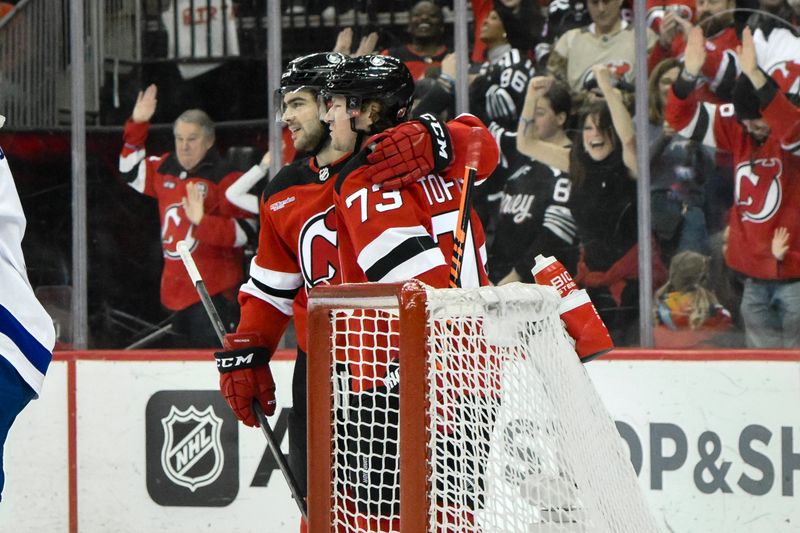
left=677, top=103, right=718, bottom=149
left=782, top=138, right=800, bottom=156
left=358, top=225, right=445, bottom=281
left=239, top=281, right=294, bottom=316
left=248, top=257, right=303, bottom=290
left=543, top=205, right=577, bottom=244
left=376, top=247, right=445, bottom=283
left=119, top=148, right=145, bottom=173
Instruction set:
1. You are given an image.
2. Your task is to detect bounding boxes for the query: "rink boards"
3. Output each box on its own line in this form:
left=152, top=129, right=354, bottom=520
left=1, top=349, right=799, bottom=533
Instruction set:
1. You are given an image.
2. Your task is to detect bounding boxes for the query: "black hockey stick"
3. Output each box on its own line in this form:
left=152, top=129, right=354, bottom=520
left=449, top=127, right=483, bottom=288
left=176, top=240, right=308, bottom=520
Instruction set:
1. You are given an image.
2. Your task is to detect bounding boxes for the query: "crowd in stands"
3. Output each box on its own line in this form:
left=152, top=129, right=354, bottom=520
left=104, top=0, right=800, bottom=350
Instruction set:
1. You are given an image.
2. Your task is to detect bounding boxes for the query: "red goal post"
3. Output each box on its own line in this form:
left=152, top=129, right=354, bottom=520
left=307, top=280, right=658, bottom=533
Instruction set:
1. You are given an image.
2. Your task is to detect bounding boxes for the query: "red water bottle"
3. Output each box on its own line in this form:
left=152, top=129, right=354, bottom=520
left=531, top=255, right=577, bottom=297
left=531, top=254, right=613, bottom=361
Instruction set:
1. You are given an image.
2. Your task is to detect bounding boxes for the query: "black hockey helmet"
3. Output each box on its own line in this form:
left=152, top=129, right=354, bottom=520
left=281, top=52, right=347, bottom=93
left=276, top=52, right=347, bottom=114
left=323, top=54, right=415, bottom=127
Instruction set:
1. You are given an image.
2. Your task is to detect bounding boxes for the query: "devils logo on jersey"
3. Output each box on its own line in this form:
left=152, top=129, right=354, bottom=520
left=734, top=158, right=783, bottom=223
left=580, top=60, right=632, bottom=89
left=162, top=203, right=196, bottom=258
left=298, top=206, right=338, bottom=287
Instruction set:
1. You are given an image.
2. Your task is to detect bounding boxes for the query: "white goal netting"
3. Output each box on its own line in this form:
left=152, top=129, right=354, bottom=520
left=319, top=282, right=658, bottom=533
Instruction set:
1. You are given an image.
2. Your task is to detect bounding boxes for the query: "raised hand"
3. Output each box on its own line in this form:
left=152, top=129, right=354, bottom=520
left=333, top=27, right=354, bottom=55
left=527, top=75, right=554, bottom=98
left=683, top=26, right=706, bottom=77
left=591, top=63, right=613, bottom=93
left=658, top=11, right=679, bottom=49
left=739, top=27, right=758, bottom=76
left=132, top=84, right=157, bottom=123
left=182, top=181, right=206, bottom=225
left=440, top=52, right=457, bottom=79
left=355, top=31, right=379, bottom=56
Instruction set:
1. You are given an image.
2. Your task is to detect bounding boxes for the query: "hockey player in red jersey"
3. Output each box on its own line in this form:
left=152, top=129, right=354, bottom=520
left=326, top=56, right=498, bottom=288
left=119, top=86, right=256, bottom=347
left=208, top=52, right=476, bottom=531
left=322, top=55, right=499, bottom=531
left=665, top=26, right=800, bottom=347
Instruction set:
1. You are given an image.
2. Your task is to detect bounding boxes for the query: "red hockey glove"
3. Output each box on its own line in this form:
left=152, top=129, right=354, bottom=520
left=214, top=332, right=276, bottom=427
left=367, top=113, right=453, bottom=189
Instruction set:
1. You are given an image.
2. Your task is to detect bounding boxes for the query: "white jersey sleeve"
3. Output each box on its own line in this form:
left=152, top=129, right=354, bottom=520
left=0, top=148, right=55, bottom=396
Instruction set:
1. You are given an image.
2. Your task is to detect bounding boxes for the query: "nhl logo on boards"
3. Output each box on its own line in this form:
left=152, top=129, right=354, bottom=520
left=146, top=390, right=239, bottom=506
left=160, top=405, right=223, bottom=492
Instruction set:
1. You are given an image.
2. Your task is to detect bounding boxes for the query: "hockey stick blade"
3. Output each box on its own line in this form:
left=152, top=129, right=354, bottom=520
left=176, top=240, right=308, bottom=520
left=449, top=128, right=483, bottom=288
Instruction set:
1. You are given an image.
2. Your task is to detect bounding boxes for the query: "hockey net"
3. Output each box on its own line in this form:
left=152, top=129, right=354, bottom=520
left=307, top=281, right=657, bottom=533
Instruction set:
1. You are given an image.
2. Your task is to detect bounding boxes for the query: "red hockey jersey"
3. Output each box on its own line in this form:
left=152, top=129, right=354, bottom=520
left=119, top=119, right=254, bottom=310
left=648, top=26, right=739, bottom=103
left=236, top=154, right=351, bottom=354
left=333, top=114, right=499, bottom=289
left=665, top=86, right=800, bottom=280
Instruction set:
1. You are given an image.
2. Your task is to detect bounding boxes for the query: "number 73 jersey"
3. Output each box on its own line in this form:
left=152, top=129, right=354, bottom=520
left=333, top=114, right=500, bottom=288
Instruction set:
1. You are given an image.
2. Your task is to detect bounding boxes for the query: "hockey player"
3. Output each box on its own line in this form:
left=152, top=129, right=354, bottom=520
left=0, top=129, right=55, bottom=502
left=324, top=55, right=499, bottom=530
left=209, top=52, right=469, bottom=529
left=327, top=55, right=498, bottom=287
left=665, top=26, right=800, bottom=347
left=119, top=87, right=257, bottom=347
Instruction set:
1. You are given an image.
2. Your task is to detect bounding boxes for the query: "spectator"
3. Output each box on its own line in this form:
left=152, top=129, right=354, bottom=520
left=518, top=65, right=667, bottom=344
left=382, top=1, right=450, bottom=80
left=665, top=26, right=800, bottom=347
left=646, top=0, right=696, bottom=34
left=464, top=4, right=536, bottom=240
left=118, top=84, right=256, bottom=347
left=471, top=0, right=545, bottom=63
left=547, top=0, right=656, bottom=98
left=746, top=1, right=800, bottom=97
left=0, top=137, right=55, bottom=502
left=648, top=0, right=740, bottom=102
left=493, top=79, right=579, bottom=285
left=648, top=58, right=714, bottom=258
left=653, top=250, right=734, bottom=347
left=160, top=0, right=241, bottom=120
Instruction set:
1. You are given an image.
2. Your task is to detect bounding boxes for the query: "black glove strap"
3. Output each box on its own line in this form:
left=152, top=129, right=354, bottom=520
left=214, top=347, right=271, bottom=373
left=417, top=112, right=454, bottom=173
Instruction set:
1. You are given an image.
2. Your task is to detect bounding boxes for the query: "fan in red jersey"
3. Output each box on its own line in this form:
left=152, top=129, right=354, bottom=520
left=119, top=86, right=257, bottom=347
left=665, top=27, right=800, bottom=347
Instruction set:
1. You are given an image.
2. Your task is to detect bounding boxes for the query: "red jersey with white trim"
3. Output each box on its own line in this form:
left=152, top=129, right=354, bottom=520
left=119, top=119, right=254, bottom=310
left=333, top=114, right=498, bottom=289
left=665, top=86, right=800, bottom=280
left=648, top=27, right=739, bottom=103
left=236, top=154, right=351, bottom=354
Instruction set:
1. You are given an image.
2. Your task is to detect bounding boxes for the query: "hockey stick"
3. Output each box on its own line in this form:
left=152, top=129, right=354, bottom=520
left=176, top=240, right=308, bottom=521
left=449, top=127, right=484, bottom=288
